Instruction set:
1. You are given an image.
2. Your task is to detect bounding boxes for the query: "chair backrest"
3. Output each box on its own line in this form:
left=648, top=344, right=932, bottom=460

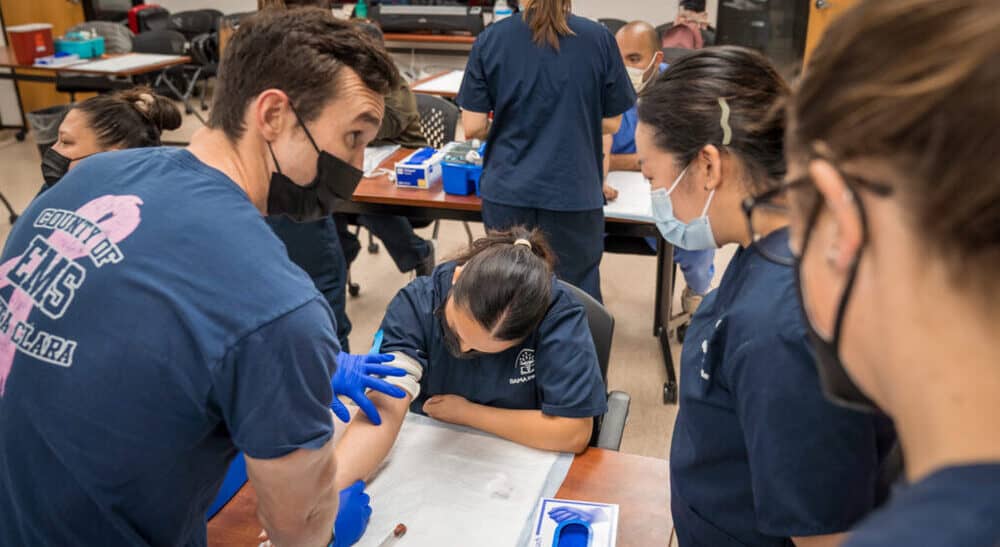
left=132, top=29, right=187, bottom=55
left=598, top=18, right=627, bottom=35
left=138, top=7, right=171, bottom=33
left=558, top=281, right=614, bottom=383
left=415, top=93, right=459, bottom=149
left=69, top=21, right=134, bottom=54
left=167, top=9, right=223, bottom=40
left=189, top=32, right=219, bottom=67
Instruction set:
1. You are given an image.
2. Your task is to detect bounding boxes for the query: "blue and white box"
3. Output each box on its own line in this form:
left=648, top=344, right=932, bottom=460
left=529, top=497, right=619, bottom=547
left=395, top=146, right=444, bottom=189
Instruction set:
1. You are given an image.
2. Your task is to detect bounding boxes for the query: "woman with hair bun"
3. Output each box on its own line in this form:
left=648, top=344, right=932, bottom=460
left=40, top=86, right=182, bottom=189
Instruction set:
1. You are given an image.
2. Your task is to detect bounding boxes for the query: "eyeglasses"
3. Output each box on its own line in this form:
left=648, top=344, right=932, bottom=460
left=742, top=168, right=894, bottom=266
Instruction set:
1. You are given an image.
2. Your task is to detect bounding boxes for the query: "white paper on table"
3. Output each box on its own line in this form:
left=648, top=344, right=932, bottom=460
left=603, top=171, right=655, bottom=223
left=411, top=69, right=465, bottom=95
left=71, top=54, right=186, bottom=73
left=363, top=144, right=400, bottom=176
left=356, top=413, right=572, bottom=547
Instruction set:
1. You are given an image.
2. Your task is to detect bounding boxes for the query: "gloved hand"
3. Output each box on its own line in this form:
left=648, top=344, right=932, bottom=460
left=331, top=352, right=406, bottom=425
left=332, top=480, right=372, bottom=547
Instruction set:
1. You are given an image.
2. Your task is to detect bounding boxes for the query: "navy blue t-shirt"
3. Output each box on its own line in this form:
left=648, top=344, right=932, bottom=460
left=0, top=148, right=340, bottom=546
left=670, top=229, right=896, bottom=546
left=457, top=14, right=635, bottom=212
left=378, top=262, right=607, bottom=418
left=843, top=464, right=1000, bottom=547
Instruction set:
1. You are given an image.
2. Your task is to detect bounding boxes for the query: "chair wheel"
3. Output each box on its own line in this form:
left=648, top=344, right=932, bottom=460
left=663, top=381, right=678, bottom=404
left=367, top=242, right=379, bottom=254
left=676, top=324, right=688, bottom=344
left=348, top=282, right=360, bottom=297
left=201, top=104, right=209, bottom=111
left=15, top=130, right=26, bottom=142
left=185, top=107, right=194, bottom=114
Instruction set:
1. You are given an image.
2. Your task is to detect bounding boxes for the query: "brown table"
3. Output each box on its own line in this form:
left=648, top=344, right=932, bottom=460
left=207, top=447, right=671, bottom=547
left=0, top=47, right=192, bottom=140
left=410, top=70, right=461, bottom=99
left=339, top=149, right=684, bottom=403
left=383, top=32, right=476, bottom=56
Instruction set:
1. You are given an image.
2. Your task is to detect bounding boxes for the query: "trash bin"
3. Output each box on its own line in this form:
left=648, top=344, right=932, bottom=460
left=26, top=104, right=71, bottom=157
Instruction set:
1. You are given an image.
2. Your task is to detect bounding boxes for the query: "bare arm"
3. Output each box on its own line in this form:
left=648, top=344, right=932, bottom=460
left=332, top=391, right=412, bottom=491
left=246, top=437, right=338, bottom=547
left=610, top=153, right=640, bottom=172
left=462, top=110, right=490, bottom=141
left=423, top=395, right=592, bottom=453
left=602, top=115, right=623, bottom=135
left=792, top=533, right=849, bottom=547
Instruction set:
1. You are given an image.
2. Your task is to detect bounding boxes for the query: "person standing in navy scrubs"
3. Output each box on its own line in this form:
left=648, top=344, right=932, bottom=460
left=325, top=228, right=609, bottom=488
left=457, top=0, right=636, bottom=302
left=783, top=1, right=1000, bottom=545
left=635, top=47, right=896, bottom=547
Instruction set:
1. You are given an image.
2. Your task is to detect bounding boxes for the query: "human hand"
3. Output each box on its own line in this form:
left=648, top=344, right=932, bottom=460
left=603, top=183, right=619, bottom=201
left=422, top=394, right=473, bottom=425
left=331, top=352, right=406, bottom=425
left=333, top=480, right=373, bottom=547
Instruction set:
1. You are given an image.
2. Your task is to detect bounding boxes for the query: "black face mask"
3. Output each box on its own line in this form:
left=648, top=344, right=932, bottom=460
left=794, top=191, right=881, bottom=414
left=266, top=106, right=364, bottom=222
left=41, top=147, right=93, bottom=186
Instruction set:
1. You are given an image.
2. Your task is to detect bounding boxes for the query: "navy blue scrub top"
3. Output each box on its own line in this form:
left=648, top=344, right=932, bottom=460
left=0, top=148, right=339, bottom=547
left=378, top=262, right=608, bottom=418
left=670, top=229, right=896, bottom=546
left=842, top=464, right=1000, bottom=547
left=456, top=13, right=636, bottom=212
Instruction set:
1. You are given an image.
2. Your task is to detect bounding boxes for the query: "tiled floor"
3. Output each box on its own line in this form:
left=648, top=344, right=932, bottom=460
left=0, top=105, right=734, bottom=462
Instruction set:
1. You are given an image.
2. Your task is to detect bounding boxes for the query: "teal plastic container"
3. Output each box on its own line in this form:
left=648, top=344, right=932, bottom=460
left=55, top=36, right=105, bottom=59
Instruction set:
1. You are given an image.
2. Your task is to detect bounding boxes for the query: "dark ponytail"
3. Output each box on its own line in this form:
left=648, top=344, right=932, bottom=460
left=451, top=226, right=556, bottom=342
left=522, top=0, right=574, bottom=51
left=637, top=46, right=788, bottom=194
left=73, top=86, right=182, bottom=149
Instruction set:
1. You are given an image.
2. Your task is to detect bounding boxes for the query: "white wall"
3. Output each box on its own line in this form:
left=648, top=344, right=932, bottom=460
left=157, top=0, right=256, bottom=14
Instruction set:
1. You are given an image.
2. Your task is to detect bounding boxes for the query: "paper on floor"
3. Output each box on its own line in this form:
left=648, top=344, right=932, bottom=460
left=356, top=413, right=572, bottom=547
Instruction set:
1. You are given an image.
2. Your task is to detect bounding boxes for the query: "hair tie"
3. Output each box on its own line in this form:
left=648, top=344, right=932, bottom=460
left=513, top=238, right=532, bottom=249
left=133, top=93, right=155, bottom=115
left=718, top=97, right=732, bottom=146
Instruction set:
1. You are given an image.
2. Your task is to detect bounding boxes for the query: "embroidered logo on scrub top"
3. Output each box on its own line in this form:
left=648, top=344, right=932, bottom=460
left=0, top=195, right=143, bottom=397
left=510, top=348, right=536, bottom=385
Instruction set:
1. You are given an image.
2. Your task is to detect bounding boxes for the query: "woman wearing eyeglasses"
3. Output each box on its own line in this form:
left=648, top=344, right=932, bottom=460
left=634, top=46, right=895, bottom=547
left=781, top=1, right=1000, bottom=545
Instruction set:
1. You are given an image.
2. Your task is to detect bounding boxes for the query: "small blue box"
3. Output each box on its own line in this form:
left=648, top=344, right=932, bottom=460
left=395, top=147, right=444, bottom=189
left=442, top=162, right=483, bottom=196
left=55, top=36, right=105, bottom=59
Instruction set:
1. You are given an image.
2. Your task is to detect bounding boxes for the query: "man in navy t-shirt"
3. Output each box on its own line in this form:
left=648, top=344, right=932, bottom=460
left=0, top=9, right=403, bottom=547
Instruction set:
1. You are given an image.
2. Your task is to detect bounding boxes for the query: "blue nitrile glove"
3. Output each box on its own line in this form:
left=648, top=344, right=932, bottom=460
left=331, top=352, right=406, bottom=425
left=548, top=506, right=607, bottom=524
left=331, top=480, right=372, bottom=547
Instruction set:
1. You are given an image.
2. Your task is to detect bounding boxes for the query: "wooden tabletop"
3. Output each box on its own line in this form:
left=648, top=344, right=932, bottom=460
left=0, top=47, right=190, bottom=76
left=383, top=33, right=477, bottom=45
left=207, top=447, right=671, bottom=546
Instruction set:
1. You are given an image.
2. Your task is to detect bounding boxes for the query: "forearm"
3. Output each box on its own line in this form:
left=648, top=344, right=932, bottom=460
left=465, top=123, right=489, bottom=141
left=333, top=392, right=412, bottom=491
left=603, top=134, right=612, bottom=179
left=601, top=115, right=622, bottom=135
left=459, top=404, right=592, bottom=453
left=609, top=153, right=640, bottom=172
left=462, top=110, right=490, bottom=141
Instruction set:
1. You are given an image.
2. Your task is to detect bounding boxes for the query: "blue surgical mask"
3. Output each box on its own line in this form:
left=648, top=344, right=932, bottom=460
left=650, top=166, right=718, bottom=250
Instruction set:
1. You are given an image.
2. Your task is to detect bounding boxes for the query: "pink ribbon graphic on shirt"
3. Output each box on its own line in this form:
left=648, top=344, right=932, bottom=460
left=0, top=194, right=143, bottom=396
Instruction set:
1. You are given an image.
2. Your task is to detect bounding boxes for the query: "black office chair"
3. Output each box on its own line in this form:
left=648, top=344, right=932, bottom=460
left=132, top=29, right=204, bottom=120
left=188, top=32, right=218, bottom=112
left=56, top=22, right=136, bottom=101
left=598, top=18, right=628, bottom=35
left=415, top=93, right=475, bottom=247
left=559, top=281, right=631, bottom=451
left=166, top=9, right=222, bottom=40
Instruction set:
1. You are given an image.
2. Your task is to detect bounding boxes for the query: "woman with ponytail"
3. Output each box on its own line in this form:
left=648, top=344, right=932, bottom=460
left=329, top=227, right=608, bottom=488
left=456, top=0, right=636, bottom=303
